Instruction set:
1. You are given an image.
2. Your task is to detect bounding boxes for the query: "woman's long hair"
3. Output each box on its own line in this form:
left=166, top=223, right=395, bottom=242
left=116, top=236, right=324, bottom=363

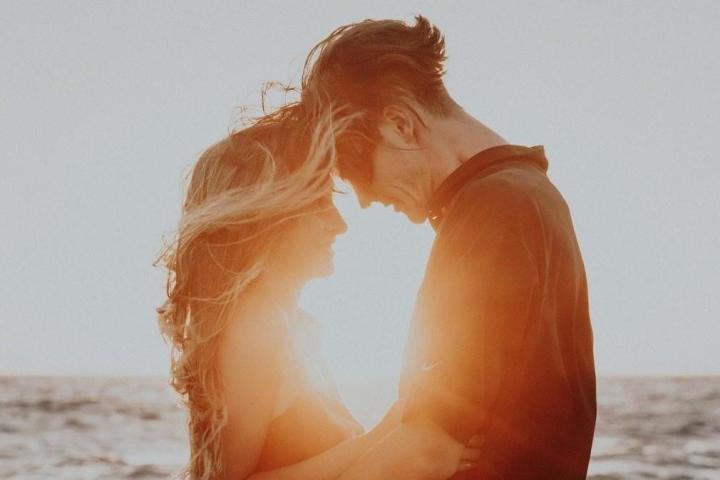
left=155, top=98, right=354, bottom=480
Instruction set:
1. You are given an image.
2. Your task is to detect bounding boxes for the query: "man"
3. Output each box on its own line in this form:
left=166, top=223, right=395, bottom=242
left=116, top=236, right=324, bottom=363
left=302, top=16, right=596, bottom=479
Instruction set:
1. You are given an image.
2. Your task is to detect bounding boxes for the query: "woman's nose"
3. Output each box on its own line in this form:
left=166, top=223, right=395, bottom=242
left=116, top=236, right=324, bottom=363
left=327, top=206, right=348, bottom=235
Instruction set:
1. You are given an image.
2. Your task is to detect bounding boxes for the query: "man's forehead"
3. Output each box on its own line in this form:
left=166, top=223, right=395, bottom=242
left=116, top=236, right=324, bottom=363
left=337, top=134, right=374, bottom=182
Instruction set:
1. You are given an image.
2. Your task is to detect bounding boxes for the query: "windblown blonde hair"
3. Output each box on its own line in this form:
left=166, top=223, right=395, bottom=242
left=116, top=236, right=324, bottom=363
left=156, top=99, right=354, bottom=480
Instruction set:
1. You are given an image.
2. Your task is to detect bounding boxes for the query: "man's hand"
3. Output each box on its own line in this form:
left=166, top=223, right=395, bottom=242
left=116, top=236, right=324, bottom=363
left=458, top=434, right=484, bottom=472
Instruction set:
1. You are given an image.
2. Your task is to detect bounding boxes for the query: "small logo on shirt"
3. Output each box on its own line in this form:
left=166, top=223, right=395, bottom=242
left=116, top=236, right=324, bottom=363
left=421, top=361, right=440, bottom=372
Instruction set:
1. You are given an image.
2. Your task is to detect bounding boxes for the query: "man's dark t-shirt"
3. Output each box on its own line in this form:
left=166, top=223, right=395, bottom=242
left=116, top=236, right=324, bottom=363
left=400, top=145, right=596, bottom=479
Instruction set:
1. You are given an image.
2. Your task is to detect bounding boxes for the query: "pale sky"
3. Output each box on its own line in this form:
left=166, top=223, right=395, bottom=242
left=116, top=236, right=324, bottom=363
left=1, top=1, right=718, bottom=386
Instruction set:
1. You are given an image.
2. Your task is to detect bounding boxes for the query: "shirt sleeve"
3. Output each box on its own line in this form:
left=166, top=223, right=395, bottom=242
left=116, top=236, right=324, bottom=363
left=401, top=180, right=541, bottom=443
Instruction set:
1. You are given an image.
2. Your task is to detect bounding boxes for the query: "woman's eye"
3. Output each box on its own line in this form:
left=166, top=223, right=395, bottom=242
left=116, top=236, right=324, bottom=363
left=310, top=197, right=331, bottom=210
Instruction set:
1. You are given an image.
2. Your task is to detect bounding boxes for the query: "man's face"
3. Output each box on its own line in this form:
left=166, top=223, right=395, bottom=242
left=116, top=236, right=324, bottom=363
left=356, top=142, right=431, bottom=224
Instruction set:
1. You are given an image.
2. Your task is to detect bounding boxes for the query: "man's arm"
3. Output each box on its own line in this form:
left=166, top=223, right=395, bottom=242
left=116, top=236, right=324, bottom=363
left=402, top=180, right=541, bottom=443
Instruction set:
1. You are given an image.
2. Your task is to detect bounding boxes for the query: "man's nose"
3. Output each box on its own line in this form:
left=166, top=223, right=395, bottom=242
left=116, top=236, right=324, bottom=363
left=357, top=190, right=372, bottom=209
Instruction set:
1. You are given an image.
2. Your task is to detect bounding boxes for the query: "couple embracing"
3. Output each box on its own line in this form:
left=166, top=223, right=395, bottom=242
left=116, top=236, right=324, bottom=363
left=157, top=16, right=596, bottom=480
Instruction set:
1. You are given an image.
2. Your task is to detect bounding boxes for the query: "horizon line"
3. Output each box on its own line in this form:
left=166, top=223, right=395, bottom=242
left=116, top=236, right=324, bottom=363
left=2, top=372, right=719, bottom=380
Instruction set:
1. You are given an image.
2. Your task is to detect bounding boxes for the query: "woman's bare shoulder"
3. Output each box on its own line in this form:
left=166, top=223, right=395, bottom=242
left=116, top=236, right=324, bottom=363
left=219, top=304, right=291, bottom=378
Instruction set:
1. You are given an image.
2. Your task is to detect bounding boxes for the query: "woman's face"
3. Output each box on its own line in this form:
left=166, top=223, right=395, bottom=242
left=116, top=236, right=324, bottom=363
left=273, top=193, right=348, bottom=280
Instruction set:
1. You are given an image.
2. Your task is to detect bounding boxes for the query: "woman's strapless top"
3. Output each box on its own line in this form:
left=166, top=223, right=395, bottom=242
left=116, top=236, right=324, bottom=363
left=253, top=310, right=364, bottom=472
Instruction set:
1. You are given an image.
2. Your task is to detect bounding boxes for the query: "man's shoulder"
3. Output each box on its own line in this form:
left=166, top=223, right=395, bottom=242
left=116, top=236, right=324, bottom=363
left=468, top=160, right=546, bottom=194
left=450, top=162, right=566, bottom=219
left=446, top=165, right=539, bottom=217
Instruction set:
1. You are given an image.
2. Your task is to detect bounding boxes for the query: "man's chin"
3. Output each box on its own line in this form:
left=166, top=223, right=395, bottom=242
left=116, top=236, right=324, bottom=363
left=404, top=210, right=427, bottom=224
left=390, top=203, right=427, bottom=224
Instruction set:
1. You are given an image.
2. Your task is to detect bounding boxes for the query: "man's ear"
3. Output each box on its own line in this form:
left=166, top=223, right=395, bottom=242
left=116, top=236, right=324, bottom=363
left=381, top=104, right=418, bottom=146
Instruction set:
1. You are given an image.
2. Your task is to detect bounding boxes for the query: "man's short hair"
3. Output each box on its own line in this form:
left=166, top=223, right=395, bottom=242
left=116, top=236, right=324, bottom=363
left=302, top=16, right=455, bottom=190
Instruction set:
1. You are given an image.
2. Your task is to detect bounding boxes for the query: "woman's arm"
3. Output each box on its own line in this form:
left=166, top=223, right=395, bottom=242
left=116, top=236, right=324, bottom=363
left=218, top=313, right=289, bottom=480
left=337, top=419, right=482, bottom=480
left=247, top=430, right=376, bottom=480
left=246, top=398, right=405, bottom=480
left=247, top=405, right=480, bottom=480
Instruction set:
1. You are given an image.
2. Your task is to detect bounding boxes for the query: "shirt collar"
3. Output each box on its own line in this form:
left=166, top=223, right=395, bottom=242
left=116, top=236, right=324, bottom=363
left=427, top=144, right=548, bottom=229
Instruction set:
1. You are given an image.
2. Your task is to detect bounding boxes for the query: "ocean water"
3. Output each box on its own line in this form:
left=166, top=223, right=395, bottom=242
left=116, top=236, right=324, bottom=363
left=1, top=376, right=718, bottom=479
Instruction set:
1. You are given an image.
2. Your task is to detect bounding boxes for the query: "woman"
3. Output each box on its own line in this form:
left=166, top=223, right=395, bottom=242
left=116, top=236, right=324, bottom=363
left=156, top=101, right=479, bottom=480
